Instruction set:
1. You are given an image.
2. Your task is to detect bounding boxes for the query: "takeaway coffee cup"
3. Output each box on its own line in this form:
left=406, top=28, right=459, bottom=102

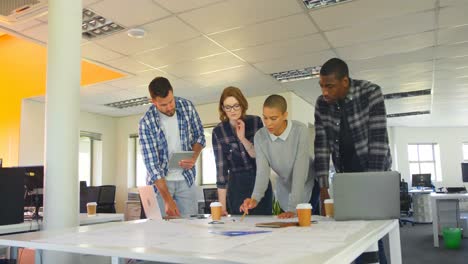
left=296, top=203, right=312, bottom=227
left=324, top=199, right=334, bottom=218
left=210, top=202, right=222, bottom=221
left=87, top=202, right=97, bottom=216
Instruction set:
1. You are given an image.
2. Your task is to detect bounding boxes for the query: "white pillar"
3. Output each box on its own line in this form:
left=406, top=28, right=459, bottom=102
left=43, top=0, right=82, bottom=262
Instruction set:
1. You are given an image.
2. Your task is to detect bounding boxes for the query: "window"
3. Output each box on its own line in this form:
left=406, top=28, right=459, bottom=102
left=129, top=135, right=147, bottom=187
left=407, top=143, right=442, bottom=182
left=201, top=126, right=216, bottom=185
left=79, top=132, right=102, bottom=186
left=463, top=143, right=468, bottom=162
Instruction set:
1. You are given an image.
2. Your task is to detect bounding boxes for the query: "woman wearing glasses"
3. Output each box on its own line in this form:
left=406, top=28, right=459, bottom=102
left=212, top=86, right=272, bottom=215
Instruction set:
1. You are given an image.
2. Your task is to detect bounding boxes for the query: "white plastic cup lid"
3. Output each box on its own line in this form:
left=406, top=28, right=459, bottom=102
left=210, top=202, right=222, bottom=207
left=324, top=199, right=334, bottom=204
left=296, top=203, right=312, bottom=209
left=87, top=202, right=97, bottom=206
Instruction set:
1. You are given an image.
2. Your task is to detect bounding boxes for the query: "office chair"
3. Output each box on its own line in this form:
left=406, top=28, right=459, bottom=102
left=96, top=185, right=116, bottom=213
left=400, top=180, right=415, bottom=226
left=203, top=188, right=218, bottom=214
left=80, top=186, right=101, bottom=213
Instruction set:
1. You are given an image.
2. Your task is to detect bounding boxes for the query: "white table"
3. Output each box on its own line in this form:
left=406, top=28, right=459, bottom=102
left=430, top=193, right=468, bottom=247
left=0, top=214, right=124, bottom=236
left=0, top=216, right=402, bottom=264
left=0, top=213, right=124, bottom=260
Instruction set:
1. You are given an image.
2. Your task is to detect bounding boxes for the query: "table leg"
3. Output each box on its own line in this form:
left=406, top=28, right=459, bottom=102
left=7, top=246, right=18, bottom=260
left=388, top=221, right=402, bottom=264
left=35, top=249, right=42, bottom=264
left=431, top=198, right=439, bottom=247
left=111, top=256, right=124, bottom=264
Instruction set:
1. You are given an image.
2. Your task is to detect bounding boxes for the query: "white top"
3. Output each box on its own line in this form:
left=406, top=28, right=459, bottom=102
left=159, top=112, right=184, bottom=181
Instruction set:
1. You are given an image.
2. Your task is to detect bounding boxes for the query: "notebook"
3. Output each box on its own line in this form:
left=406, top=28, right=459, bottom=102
left=138, top=186, right=162, bottom=220
left=332, top=171, right=400, bottom=221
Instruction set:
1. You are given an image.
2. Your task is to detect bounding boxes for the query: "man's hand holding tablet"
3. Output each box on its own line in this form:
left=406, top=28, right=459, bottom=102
left=168, top=151, right=195, bottom=170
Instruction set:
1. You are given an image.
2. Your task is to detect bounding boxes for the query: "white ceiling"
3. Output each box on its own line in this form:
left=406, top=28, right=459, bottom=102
left=1, top=0, right=468, bottom=127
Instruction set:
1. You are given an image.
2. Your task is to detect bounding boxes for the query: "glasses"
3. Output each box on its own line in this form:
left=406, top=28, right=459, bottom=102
left=223, top=104, right=241, bottom=112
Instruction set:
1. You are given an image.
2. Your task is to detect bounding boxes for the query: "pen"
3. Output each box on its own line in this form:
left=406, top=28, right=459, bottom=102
left=240, top=211, right=247, bottom=222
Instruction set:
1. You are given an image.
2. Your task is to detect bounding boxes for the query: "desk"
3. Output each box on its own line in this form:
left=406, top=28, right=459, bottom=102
left=0, top=214, right=124, bottom=236
left=0, top=213, right=124, bottom=261
left=0, top=216, right=402, bottom=264
left=409, top=189, right=433, bottom=223
left=430, top=193, right=468, bottom=247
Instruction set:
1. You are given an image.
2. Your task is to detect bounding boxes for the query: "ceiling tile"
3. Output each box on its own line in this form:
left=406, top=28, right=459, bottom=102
left=81, top=42, right=123, bottom=62
left=347, top=47, right=434, bottom=73
left=134, top=37, right=225, bottom=68
left=436, top=42, right=468, bottom=59
left=209, top=14, right=318, bottom=50
left=325, top=11, right=435, bottom=47
left=84, top=0, right=103, bottom=6
left=253, top=49, right=336, bottom=74
left=283, top=79, right=322, bottom=105
left=437, top=25, right=468, bottom=46
left=163, top=52, right=245, bottom=78
left=107, top=69, right=172, bottom=89
left=185, top=65, right=278, bottom=91
left=88, top=0, right=170, bottom=27
left=385, top=95, right=431, bottom=114
left=438, top=5, right=468, bottom=28
left=104, top=56, right=152, bottom=74
left=233, top=34, right=329, bottom=63
left=94, top=17, right=200, bottom=55
left=338, top=31, right=434, bottom=60
left=311, top=0, right=435, bottom=31
left=178, top=0, right=303, bottom=34
left=8, top=19, right=43, bottom=32
left=22, top=24, right=48, bottom=43
left=153, top=0, right=223, bottom=13
left=439, top=0, right=468, bottom=7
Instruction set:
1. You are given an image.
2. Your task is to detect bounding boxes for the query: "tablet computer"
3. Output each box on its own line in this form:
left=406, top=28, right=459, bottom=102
left=168, top=151, right=194, bottom=169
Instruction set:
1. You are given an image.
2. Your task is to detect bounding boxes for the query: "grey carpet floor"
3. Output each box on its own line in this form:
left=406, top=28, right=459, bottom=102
left=400, top=223, right=468, bottom=264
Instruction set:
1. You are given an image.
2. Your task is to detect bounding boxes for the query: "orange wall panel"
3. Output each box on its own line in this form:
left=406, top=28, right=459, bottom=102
left=0, top=34, right=124, bottom=166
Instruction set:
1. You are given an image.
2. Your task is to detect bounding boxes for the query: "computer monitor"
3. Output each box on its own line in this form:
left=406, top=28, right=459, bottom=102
left=462, top=163, right=468, bottom=183
left=412, top=173, right=432, bottom=188
left=0, top=168, right=25, bottom=225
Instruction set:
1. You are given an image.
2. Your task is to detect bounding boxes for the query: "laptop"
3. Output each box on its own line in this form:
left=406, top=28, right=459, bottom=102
left=138, top=186, right=162, bottom=220
left=446, top=187, right=467, bottom=194
left=332, top=171, right=400, bottom=221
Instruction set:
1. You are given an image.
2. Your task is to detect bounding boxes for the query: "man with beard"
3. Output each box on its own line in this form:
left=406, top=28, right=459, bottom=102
left=139, top=77, right=205, bottom=218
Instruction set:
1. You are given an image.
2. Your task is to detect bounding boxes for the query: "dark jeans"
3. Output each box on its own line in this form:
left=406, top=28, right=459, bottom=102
left=355, top=240, right=387, bottom=264
left=227, top=170, right=272, bottom=215
left=308, top=179, right=321, bottom=215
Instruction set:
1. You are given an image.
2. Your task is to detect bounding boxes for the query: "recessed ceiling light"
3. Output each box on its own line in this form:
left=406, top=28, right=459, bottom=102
left=105, top=97, right=151, bottom=109
left=271, top=66, right=321, bottom=83
left=127, top=28, right=146, bottom=39
left=303, top=0, right=352, bottom=10
left=81, top=8, right=125, bottom=39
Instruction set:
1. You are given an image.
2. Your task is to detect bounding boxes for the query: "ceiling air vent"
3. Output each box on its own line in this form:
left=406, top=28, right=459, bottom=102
left=303, top=0, right=352, bottom=10
left=387, top=110, right=430, bottom=118
left=104, top=97, right=151, bottom=109
left=0, top=0, right=48, bottom=24
left=271, top=66, right=321, bottom=83
left=383, top=89, right=431, bottom=100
